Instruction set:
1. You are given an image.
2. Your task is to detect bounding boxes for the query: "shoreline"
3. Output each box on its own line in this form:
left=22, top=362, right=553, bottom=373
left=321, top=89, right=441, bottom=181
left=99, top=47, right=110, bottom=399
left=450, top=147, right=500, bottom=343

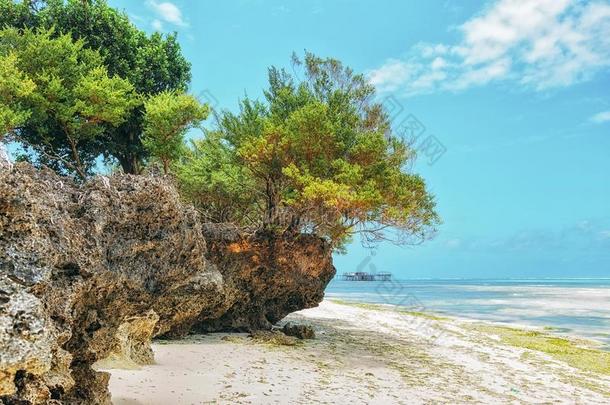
left=105, top=300, right=610, bottom=404
left=325, top=278, right=610, bottom=350
left=327, top=298, right=610, bottom=351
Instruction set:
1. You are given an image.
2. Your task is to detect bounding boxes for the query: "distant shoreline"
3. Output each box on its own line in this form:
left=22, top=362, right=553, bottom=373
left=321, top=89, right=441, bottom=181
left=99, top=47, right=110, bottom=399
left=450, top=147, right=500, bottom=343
left=330, top=277, right=610, bottom=281
left=326, top=278, right=610, bottom=350
left=327, top=299, right=610, bottom=352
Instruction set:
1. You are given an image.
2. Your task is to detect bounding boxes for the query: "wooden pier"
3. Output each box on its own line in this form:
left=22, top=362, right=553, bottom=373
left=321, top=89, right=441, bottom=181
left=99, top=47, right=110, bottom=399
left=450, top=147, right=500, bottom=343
left=340, top=272, right=392, bottom=281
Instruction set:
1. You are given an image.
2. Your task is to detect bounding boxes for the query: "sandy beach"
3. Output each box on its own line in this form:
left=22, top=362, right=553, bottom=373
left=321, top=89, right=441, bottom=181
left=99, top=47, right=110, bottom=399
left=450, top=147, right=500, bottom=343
left=105, top=300, right=610, bottom=404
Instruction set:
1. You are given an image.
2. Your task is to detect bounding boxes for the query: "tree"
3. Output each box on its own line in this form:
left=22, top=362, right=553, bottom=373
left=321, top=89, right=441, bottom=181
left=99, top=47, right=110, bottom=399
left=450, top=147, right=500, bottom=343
left=0, top=0, right=191, bottom=174
left=180, top=53, right=440, bottom=248
left=0, top=51, right=36, bottom=166
left=0, top=28, right=137, bottom=179
left=142, top=91, right=209, bottom=174
left=0, top=52, right=36, bottom=136
left=175, top=132, right=259, bottom=224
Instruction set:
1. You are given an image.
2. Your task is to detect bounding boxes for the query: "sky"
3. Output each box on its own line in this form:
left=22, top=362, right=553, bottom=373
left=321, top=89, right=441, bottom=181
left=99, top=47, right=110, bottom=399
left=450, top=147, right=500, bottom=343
left=108, top=0, right=610, bottom=279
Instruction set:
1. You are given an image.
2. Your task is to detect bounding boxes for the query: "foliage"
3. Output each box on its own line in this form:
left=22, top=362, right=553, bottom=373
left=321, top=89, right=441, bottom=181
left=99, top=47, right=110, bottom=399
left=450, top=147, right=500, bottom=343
left=0, top=27, right=137, bottom=179
left=0, top=0, right=191, bottom=174
left=142, top=91, right=209, bottom=174
left=0, top=52, right=36, bottom=136
left=179, top=52, right=439, bottom=247
left=175, top=132, right=259, bottom=223
left=0, top=2, right=437, bottom=248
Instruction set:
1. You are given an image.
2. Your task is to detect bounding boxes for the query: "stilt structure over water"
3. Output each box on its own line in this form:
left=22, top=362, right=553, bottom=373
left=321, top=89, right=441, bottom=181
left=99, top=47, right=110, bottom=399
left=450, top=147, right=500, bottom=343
left=340, top=272, right=392, bottom=281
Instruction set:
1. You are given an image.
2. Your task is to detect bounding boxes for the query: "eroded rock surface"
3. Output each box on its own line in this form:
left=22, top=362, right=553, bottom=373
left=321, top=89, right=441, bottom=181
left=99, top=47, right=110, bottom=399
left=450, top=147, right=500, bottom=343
left=0, top=164, right=335, bottom=404
left=282, top=322, right=315, bottom=339
left=93, top=311, right=159, bottom=370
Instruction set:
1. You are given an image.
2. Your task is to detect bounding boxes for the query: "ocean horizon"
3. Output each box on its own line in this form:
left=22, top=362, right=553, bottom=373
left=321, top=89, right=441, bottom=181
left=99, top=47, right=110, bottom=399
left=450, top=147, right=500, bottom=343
left=326, top=277, right=610, bottom=350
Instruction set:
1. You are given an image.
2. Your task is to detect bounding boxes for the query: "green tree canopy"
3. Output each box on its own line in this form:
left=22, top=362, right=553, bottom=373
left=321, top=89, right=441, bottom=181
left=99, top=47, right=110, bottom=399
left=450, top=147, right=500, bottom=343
left=0, top=27, right=137, bottom=178
left=179, top=53, right=439, bottom=248
left=0, top=52, right=35, bottom=136
left=0, top=0, right=191, bottom=174
left=142, top=91, right=209, bottom=174
left=175, top=133, right=259, bottom=224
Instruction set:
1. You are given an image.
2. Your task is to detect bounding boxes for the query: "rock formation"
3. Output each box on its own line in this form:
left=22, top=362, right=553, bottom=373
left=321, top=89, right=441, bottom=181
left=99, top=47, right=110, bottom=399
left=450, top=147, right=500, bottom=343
left=0, top=164, right=335, bottom=404
left=0, top=144, right=11, bottom=170
left=191, top=228, right=334, bottom=334
left=281, top=322, right=315, bottom=339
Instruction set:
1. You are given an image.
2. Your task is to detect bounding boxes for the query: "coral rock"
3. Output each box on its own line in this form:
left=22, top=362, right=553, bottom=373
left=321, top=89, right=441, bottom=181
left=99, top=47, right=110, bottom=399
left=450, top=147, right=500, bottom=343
left=0, top=164, right=334, bottom=404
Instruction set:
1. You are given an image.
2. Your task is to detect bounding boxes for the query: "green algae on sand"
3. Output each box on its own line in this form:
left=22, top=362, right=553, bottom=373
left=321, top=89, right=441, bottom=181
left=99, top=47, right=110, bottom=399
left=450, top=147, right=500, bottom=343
left=329, top=299, right=449, bottom=321
left=469, top=324, right=610, bottom=376
left=331, top=299, right=610, bottom=377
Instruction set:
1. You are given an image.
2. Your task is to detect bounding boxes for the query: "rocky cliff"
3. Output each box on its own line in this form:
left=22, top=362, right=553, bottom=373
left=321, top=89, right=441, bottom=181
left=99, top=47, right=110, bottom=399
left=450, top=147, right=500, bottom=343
left=0, top=164, right=335, bottom=404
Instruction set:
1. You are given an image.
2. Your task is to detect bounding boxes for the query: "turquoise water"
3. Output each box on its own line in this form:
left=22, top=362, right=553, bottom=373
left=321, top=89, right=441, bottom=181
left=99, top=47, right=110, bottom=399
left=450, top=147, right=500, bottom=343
left=326, top=278, right=610, bottom=349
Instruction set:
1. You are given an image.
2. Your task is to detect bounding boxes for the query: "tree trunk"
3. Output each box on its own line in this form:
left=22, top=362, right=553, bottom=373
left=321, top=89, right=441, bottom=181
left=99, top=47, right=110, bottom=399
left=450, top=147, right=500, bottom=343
left=118, top=153, right=141, bottom=175
left=264, top=179, right=280, bottom=228
left=285, top=214, right=301, bottom=235
left=68, top=137, right=87, bottom=181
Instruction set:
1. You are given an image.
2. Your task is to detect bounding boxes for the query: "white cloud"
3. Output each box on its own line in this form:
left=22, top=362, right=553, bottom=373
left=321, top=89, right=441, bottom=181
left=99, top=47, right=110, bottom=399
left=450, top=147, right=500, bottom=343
left=368, top=59, right=415, bottom=93
left=148, top=1, right=188, bottom=27
left=590, top=110, right=610, bottom=123
left=431, top=57, right=447, bottom=70
left=151, top=19, right=164, bottom=31
left=368, top=0, right=610, bottom=96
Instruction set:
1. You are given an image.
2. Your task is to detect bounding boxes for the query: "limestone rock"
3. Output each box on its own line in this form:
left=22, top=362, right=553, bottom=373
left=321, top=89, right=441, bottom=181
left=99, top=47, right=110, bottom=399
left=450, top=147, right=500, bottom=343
left=282, top=322, right=315, bottom=340
left=192, top=231, right=335, bottom=333
left=93, top=311, right=159, bottom=369
left=0, top=164, right=335, bottom=404
left=0, top=277, right=54, bottom=398
left=0, top=165, right=220, bottom=403
left=0, top=143, right=11, bottom=169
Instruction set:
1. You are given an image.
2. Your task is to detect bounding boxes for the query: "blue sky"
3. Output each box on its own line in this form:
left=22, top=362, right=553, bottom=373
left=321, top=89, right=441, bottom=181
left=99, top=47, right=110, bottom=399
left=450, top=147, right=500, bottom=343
left=109, top=0, right=610, bottom=279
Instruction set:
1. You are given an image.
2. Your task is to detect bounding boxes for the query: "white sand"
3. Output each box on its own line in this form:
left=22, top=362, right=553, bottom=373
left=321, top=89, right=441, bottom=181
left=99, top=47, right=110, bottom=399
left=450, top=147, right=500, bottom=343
left=106, top=300, right=610, bottom=404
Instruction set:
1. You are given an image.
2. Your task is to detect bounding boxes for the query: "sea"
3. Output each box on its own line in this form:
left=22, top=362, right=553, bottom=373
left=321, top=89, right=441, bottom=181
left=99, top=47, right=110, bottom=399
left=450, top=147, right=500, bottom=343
left=325, top=278, right=610, bottom=350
